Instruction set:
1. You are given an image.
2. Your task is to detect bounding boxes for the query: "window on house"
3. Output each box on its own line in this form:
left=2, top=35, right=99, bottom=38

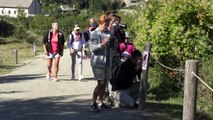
left=14, top=11, right=16, bottom=14
left=8, top=10, right=11, bottom=14
left=1, top=10, right=3, bottom=14
left=131, top=0, right=137, bottom=3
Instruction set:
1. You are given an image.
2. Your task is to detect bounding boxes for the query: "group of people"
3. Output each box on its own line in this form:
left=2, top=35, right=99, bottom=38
left=42, top=13, right=143, bottom=112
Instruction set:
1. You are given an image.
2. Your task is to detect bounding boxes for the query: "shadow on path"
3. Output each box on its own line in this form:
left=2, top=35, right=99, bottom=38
left=0, top=95, right=154, bottom=120
left=0, top=74, right=44, bottom=84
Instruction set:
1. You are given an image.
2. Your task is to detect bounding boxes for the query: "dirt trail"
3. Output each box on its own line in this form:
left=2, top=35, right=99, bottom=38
left=0, top=49, right=153, bottom=120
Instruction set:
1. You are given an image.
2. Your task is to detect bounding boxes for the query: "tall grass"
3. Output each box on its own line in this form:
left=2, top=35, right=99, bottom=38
left=0, top=37, right=43, bottom=75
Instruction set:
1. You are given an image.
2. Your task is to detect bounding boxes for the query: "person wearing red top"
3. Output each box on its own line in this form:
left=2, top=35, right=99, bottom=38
left=42, top=21, right=65, bottom=82
left=119, top=32, right=136, bottom=61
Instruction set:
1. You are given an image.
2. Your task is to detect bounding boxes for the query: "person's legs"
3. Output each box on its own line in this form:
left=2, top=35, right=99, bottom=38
left=128, top=82, right=140, bottom=101
left=90, top=80, right=102, bottom=112
left=114, top=90, right=136, bottom=108
left=91, top=80, right=111, bottom=111
left=47, top=58, right=53, bottom=78
left=92, top=80, right=105, bottom=103
left=92, top=81, right=100, bottom=103
left=97, top=80, right=106, bottom=104
left=97, top=80, right=111, bottom=111
left=77, top=51, right=83, bottom=80
left=53, top=56, right=60, bottom=81
left=71, top=51, right=77, bottom=79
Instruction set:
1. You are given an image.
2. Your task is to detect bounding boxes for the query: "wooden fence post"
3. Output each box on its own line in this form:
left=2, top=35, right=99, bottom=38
left=33, top=42, right=37, bottom=56
left=13, top=49, right=18, bottom=64
left=183, top=60, right=199, bottom=120
left=138, top=42, right=151, bottom=110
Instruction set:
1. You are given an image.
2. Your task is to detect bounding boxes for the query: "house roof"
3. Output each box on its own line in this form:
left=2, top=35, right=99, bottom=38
left=0, top=0, right=34, bottom=8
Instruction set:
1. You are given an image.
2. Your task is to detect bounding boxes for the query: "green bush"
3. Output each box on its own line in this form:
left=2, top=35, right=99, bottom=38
left=28, top=15, right=54, bottom=36
left=132, top=0, right=213, bottom=112
left=197, top=56, right=213, bottom=117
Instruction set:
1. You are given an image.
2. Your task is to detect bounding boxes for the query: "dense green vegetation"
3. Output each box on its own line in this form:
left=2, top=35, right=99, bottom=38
left=132, top=0, right=213, bottom=119
left=0, top=0, right=212, bottom=119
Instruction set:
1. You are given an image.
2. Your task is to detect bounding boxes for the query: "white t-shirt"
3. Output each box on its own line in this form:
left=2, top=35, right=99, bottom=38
left=71, top=32, right=85, bottom=50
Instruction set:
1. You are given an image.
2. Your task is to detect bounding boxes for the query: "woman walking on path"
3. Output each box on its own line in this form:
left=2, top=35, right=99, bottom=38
left=67, top=24, right=86, bottom=81
left=89, top=14, right=112, bottom=112
left=42, top=20, right=65, bottom=82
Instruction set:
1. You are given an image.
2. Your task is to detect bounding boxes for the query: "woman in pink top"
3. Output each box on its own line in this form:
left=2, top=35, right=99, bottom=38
left=42, top=21, right=65, bottom=82
left=119, top=32, right=136, bottom=61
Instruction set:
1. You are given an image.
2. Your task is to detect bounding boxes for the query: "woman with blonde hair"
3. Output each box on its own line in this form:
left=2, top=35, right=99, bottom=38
left=89, top=14, right=112, bottom=112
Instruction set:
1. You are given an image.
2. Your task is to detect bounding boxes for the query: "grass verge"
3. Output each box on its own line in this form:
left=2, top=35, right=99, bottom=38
left=0, top=37, right=42, bottom=75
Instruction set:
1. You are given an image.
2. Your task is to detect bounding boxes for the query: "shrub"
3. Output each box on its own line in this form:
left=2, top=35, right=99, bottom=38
left=197, top=56, right=213, bottom=116
left=132, top=0, right=213, bottom=110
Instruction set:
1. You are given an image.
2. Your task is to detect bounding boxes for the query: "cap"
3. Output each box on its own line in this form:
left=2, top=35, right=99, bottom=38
left=121, top=51, right=130, bottom=58
left=125, top=32, right=130, bottom=38
left=74, top=24, right=80, bottom=30
left=121, top=51, right=130, bottom=61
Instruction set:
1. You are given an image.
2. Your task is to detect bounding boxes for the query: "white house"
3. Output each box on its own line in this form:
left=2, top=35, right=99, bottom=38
left=122, top=0, right=142, bottom=7
left=0, top=0, right=41, bottom=17
left=60, top=5, right=76, bottom=12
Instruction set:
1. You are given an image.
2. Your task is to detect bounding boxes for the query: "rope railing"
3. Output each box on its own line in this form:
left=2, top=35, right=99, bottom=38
left=155, top=59, right=185, bottom=72
left=156, top=59, right=213, bottom=92
left=192, top=71, right=213, bottom=92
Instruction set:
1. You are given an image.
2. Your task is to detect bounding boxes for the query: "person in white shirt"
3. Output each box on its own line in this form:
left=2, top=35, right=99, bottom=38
left=67, top=25, right=86, bottom=81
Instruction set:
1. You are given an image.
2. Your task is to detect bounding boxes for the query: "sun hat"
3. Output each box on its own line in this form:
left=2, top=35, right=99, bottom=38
left=74, top=24, right=80, bottom=30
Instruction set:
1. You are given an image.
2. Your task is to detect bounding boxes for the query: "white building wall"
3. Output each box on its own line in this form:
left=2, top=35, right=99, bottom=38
left=0, top=8, right=29, bottom=17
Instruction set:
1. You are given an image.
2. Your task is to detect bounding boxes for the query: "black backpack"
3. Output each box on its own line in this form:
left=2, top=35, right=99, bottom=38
left=110, top=61, right=123, bottom=91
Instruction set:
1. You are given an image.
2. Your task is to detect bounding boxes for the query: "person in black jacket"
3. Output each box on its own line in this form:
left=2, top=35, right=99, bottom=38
left=42, top=20, right=65, bottom=82
left=110, top=49, right=142, bottom=108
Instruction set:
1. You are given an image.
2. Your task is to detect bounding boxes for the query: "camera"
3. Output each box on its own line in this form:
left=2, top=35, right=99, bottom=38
left=118, top=23, right=127, bottom=29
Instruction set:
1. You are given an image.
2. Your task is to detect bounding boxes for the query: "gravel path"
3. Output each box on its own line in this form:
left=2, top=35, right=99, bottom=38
left=0, top=49, right=153, bottom=120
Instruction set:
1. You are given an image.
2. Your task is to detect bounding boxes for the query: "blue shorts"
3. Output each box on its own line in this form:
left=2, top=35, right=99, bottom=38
left=47, top=53, right=61, bottom=59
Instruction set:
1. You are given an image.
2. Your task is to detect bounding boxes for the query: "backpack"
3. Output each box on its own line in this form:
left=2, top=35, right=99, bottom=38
left=67, top=33, right=82, bottom=46
left=110, top=61, right=123, bottom=91
left=82, top=30, right=90, bottom=42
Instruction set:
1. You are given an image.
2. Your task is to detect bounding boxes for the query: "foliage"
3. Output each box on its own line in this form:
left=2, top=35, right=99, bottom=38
left=197, top=56, right=213, bottom=117
left=134, top=0, right=213, bottom=62
left=28, top=15, right=54, bottom=35
left=0, top=19, right=15, bottom=37
left=27, top=13, right=89, bottom=38
left=132, top=0, right=213, bottom=114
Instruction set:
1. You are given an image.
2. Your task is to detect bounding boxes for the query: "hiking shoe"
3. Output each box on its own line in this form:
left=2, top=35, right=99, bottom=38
left=53, top=78, right=59, bottom=82
left=78, top=75, right=83, bottom=81
left=100, top=103, right=111, bottom=111
left=46, top=74, right=51, bottom=80
left=71, top=76, right=75, bottom=80
left=90, top=103, right=100, bottom=112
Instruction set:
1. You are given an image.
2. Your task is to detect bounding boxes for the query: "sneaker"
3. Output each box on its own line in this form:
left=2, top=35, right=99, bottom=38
left=46, top=74, right=51, bottom=80
left=90, top=103, right=100, bottom=112
left=100, top=103, right=111, bottom=111
left=53, top=78, right=59, bottom=82
left=78, top=75, right=83, bottom=81
left=71, top=76, right=75, bottom=80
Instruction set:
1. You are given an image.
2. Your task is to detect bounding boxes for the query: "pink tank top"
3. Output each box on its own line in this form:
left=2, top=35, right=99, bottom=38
left=50, top=32, right=59, bottom=54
